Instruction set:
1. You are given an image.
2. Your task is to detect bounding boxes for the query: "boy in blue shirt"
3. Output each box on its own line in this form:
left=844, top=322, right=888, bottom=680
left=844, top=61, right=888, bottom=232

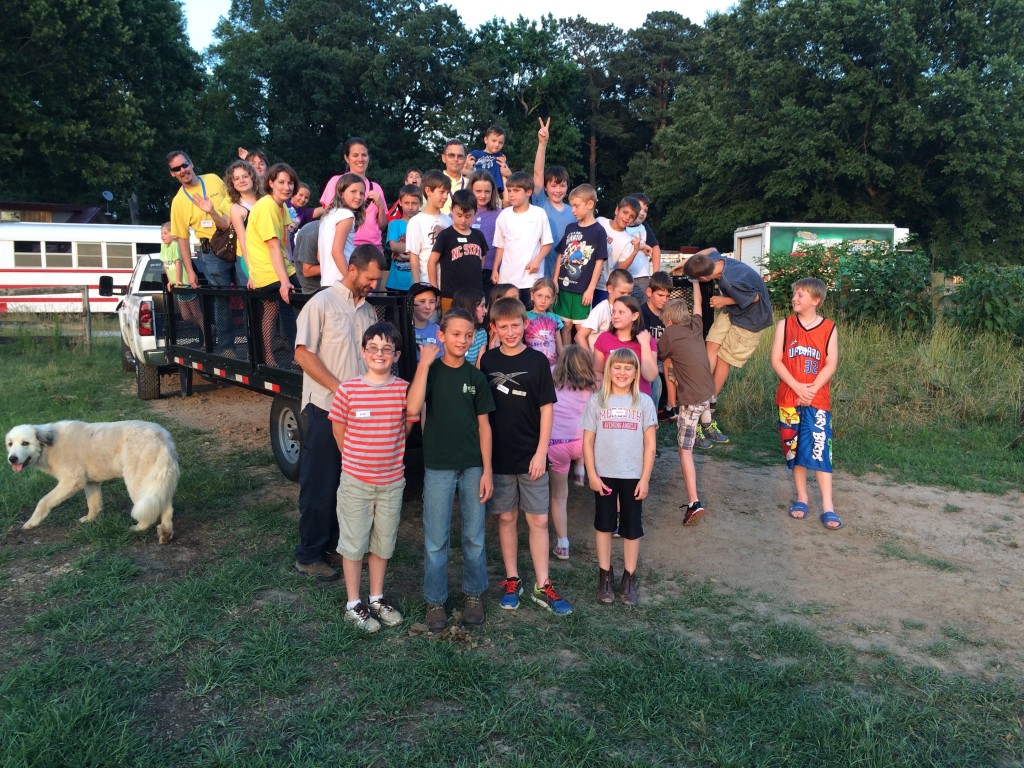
left=468, top=125, right=509, bottom=193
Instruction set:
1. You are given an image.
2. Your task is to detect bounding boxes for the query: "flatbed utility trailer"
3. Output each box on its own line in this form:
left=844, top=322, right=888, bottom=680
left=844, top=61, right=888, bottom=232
left=104, top=260, right=414, bottom=481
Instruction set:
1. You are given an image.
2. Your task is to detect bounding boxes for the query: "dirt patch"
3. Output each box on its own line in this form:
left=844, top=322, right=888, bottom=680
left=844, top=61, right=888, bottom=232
left=147, top=383, right=1023, bottom=678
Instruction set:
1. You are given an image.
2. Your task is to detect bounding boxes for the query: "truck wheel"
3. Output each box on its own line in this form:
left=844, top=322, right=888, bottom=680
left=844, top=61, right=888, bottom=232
left=270, top=395, right=302, bottom=482
left=120, top=338, right=134, bottom=372
left=136, top=362, right=160, bottom=401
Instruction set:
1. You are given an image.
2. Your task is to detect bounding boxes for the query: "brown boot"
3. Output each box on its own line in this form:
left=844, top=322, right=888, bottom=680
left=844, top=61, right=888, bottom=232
left=620, top=569, right=639, bottom=606
left=597, top=567, right=615, bottom=605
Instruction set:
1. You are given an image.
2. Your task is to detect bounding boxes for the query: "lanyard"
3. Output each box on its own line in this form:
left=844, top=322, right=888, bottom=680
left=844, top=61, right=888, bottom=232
left=183, top=176, right=207, bottom=200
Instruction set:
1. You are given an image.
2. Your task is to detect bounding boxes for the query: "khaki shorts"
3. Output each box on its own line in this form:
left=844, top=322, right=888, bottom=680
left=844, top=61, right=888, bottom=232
left=336, top=473, right=405, bottom=560
left=706, top=313, right=764, bottom=368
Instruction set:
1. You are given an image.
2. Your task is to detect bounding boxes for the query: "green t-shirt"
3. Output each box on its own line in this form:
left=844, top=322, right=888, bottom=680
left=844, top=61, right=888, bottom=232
left=423, top=359, right=495, bottom=470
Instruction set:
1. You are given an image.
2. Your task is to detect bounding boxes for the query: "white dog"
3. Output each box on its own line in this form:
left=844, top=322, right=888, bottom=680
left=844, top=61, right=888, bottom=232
left=6, top=420, right=179, bottom=544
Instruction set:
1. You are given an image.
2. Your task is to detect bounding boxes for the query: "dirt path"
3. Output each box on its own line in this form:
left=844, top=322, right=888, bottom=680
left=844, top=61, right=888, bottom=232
left=149, top=381, right=1023, bottom=679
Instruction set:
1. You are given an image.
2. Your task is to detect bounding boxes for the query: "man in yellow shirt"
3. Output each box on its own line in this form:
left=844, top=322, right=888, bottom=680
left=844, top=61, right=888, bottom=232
left=167, top=150, right=233, bottom=351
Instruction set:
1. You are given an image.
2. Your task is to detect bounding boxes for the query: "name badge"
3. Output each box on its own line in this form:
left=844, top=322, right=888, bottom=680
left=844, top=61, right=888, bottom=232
left=201, top=219, right=214, bottom=229
left=496, top=384, right=509, bottom=394
left=355, top=410, right=371, bottom=419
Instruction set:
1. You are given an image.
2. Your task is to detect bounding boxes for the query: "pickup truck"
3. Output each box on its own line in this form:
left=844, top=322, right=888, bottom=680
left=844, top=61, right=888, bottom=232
left=100, top=261, right=414, bottom=480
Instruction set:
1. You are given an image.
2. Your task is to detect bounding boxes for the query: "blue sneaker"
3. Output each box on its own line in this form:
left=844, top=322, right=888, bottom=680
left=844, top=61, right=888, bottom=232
left=499, top=577, right=523, bottom=610
left=703, top=420, right=730, bottom=444
left=531, top=580, right=573, bottom=616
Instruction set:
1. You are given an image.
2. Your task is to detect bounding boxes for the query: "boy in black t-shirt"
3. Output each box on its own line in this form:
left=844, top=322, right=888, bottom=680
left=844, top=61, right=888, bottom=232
left=480, top=297, right=573, bottom=616
left=552, top=183, right=608, bottom=347
left=429, top=189, right=488, bottom=314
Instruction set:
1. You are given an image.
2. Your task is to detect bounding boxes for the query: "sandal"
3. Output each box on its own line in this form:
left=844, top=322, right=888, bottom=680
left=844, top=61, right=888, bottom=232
left=788, top=501, right=809, bottom=520
left=819, top=510, right=843, bottom=529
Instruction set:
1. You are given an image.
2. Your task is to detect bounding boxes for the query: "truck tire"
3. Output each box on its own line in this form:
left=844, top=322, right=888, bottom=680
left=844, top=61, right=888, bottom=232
left=136, top=362, right=160, bottom=401
left=270, top=395, right=302, bottom=482
left=120, top=338, right=134, bottom=372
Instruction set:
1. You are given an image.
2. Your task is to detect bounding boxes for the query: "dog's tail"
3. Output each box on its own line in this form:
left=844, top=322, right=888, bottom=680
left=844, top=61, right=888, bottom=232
left=131, top=439, right=180, bottom=544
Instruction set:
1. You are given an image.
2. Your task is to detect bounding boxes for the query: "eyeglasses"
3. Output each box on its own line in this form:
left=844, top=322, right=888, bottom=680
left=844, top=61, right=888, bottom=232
left=169, top=162, right=191, bottom=172
left=364, top=345, right=395, bottom=356
left=444, top=153, right=466, bottom=160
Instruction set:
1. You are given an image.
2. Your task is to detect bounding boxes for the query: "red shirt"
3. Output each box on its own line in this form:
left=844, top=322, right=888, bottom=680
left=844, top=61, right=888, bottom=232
left=775, top=315, right=836, bottom=410
left=329, top=376, right=418, bottom=484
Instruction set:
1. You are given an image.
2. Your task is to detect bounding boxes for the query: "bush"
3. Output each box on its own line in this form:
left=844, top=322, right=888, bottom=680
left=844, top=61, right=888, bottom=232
left=765, top=243, right=933, bottom=332
left=944, top=265, right=1024, bottom=340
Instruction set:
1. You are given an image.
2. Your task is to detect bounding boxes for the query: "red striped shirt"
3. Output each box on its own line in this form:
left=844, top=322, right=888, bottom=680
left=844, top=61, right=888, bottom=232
left=329, top=376, right=417, bottom=485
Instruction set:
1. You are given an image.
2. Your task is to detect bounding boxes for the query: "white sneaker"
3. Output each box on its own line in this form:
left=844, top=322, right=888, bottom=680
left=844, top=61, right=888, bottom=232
left=368, top=597, right=404, bottom=627
left=345, top=602, right=381, bottom=633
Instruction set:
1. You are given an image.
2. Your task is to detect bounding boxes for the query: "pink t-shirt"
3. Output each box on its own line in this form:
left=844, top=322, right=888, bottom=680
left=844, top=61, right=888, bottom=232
left=319, top=176, right=387, bottom=250
left=551, top=387, right=592, bottom=442
left=593, top=332, right=657, bottom=397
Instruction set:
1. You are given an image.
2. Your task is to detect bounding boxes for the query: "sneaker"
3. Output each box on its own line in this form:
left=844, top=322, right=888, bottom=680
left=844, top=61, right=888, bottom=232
left=620, top=570, right=639, bottom=606
left=462, top=595, right=485, bottom=626
left=683, top=500, right=705, bottom=526
left=597, top=567, right=615, bottom=605
left=498, top=577, right=523, bottom=610
left=344, top=602, right=381, bottom=633
left=552, top=544, right=570, bottom=561
left=572, top=471, right=586, bottom=487
left=425, top=603, right=447, bottom=633
left=368, top=597, right=404, bottom=627
left=660, top=406, right=678, bottom=421
left=531, top=580, right=573, bottom=615
left=703, top=420, right=730, bottom=444
left=695, top=426, right=714, bottom=450
left=293, top=559, right=340, bottom=582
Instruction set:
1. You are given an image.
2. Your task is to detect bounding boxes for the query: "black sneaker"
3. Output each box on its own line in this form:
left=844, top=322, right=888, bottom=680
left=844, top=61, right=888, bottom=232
left=682, top=500, right=705, bottom=526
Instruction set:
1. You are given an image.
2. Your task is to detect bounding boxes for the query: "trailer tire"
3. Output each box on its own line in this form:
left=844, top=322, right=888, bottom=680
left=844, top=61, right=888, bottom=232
left=136, top=362, right=160, bottom=401
left=120, top=338, right=135, bottom=372
left=270, top=395, right=302, bottom=482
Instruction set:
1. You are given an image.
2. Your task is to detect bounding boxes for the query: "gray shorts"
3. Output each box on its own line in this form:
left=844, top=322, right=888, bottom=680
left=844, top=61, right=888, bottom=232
left=487, top=472, right=549, bottom=516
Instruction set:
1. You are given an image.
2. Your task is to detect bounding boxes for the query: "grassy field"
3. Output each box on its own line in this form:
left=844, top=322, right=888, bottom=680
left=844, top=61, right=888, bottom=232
left=1, top=333, right=1022, bottom=767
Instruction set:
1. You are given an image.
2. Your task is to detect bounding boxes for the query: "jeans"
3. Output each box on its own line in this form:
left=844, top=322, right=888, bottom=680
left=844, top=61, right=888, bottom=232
left=651, top=372, right=663, bottom=412
left=422, top=466, right=488, bottom=604
left=295, top=404, right=341, bottom=564
left=201, top=252, right=236, bottom=351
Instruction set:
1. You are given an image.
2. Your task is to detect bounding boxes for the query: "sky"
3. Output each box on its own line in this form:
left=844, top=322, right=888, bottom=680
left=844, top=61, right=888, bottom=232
left=180, top=0, right=737, bottom=53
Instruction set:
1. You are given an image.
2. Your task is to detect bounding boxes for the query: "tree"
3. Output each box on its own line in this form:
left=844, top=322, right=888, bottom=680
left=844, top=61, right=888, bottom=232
left=0, top=0, right=203, bottom=220
left=633, top=0, right=1024, bottom=261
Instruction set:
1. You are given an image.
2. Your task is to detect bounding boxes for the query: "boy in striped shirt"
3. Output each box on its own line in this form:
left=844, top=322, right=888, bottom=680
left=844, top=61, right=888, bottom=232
left=330, top=322, right=418, bottom=632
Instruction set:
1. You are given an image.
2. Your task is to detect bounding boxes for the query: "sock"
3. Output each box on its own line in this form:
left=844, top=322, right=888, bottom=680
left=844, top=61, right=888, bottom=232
left=346, top=600, right=360, bottom=610
left=369, top=594, right=383, bottom=604
left=557, top=537, right=569, bottom=549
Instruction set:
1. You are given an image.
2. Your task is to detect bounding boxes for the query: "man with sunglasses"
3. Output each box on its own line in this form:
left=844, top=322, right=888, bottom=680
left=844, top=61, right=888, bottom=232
left=167, top=150, right=232, bottom=349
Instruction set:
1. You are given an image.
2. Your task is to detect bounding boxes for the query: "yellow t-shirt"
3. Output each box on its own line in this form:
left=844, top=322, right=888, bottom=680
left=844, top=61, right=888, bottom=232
left=245, top=195, right=296, bottom=288
left=170, top=173, right=230, bottom=242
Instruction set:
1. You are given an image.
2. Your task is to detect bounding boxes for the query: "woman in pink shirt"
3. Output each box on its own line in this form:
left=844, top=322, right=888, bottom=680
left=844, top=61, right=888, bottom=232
left=319, top=137, right=388, bottom=252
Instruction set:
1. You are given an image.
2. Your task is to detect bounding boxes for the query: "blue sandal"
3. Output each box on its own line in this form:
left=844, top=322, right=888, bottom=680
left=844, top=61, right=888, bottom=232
left=788, top=501, right=808, bottom=520
left=820, top=510, right=843, bottom=529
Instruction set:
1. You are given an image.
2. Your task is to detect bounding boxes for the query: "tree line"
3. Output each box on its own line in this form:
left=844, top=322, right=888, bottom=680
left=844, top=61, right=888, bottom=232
left=3, top=0, right=1021, bottom=265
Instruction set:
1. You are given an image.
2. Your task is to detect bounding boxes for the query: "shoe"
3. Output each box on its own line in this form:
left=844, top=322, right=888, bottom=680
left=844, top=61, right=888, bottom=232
left=462, top=595, right=485, bottom=626
left=572, top=471, right=586, bottom=487
left=531, top=580, right=573, bottom=615
left=597, top=567, right=615, bottom=605
left=703, top=420, right=730, bottom=444
left=293, top=559, right=340, bottom=582
left=695, top=426, right=713, bottom=450
left=612, top=527, right=621, bottom=538
left=820, top=510, right=844, bottom=529
left=620, top=570, right=639, bottom=606
left=552, top=544, right=570, bottom=561
left=669, top=407, right=680, bottom=421
left=683, top=500, right=705, bottom=526
left=425, top=603, right=447, bottom=633
left=344, top=602, right=381, bottom=633
left=498, top=577, right=523, bottom=610
left=323, top=550, right=345, bottom=568
left=368, top=597, right=404, bottom=627
left=660, top=406, right=678, bottom=421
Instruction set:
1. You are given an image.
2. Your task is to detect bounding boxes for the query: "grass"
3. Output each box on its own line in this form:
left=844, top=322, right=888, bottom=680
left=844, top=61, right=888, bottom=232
left=699, top=322, right=1024, bottom=493
left=1, top=335, right=1023, bottom=766
left=875, top=540, right=961, bottom=572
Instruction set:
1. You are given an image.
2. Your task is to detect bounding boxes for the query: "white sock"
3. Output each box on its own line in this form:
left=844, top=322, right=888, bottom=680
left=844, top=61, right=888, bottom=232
left=369, top=594, right=383, bottom=604
left=557, top=537, right=569, bottom=549
left=346, top=599, right=361, bottom=610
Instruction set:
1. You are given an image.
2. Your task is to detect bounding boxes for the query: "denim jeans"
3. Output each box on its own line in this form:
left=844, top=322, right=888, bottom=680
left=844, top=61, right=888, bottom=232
left=200, top=252, right=236, bottom=351
left=422, top=466, right=488, bottom=604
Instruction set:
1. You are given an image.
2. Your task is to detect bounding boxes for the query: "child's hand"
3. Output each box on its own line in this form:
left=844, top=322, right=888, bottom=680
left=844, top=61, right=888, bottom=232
left=637, top=329, right=652, bottom=347
left=582, top=288, right=594, bottom=307
left=496, top=155, right=511, bottom=178
left=479, top=470, right=493, bottom=503
left=418, top=343, right=441, bottom=367
left=527, top=259, right=542, bottom=274
left=589, top=474, right=611, bottom=496
left=528, top=451, right=546, bottom=481
left=537, top=116, right=550, bottom=143
left=634, top=479, right=649, bottom=500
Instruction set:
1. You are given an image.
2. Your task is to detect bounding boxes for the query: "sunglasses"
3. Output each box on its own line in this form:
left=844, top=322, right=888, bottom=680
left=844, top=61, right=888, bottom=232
left=169, top=162, right=191, bottom=172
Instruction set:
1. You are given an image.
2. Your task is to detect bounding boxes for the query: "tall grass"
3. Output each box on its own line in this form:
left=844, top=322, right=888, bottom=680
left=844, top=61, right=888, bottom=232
left=716, top=322, right=1024, bottom=491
